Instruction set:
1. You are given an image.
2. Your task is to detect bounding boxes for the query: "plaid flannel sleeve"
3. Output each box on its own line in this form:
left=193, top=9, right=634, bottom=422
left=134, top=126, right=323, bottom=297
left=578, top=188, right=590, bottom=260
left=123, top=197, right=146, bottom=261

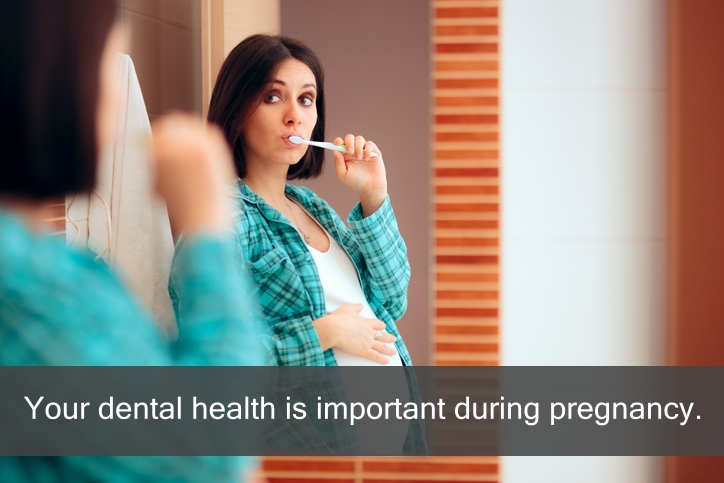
left=347, top=196, right=410, bottom=320
left=267, top=315, right=328, bottom=366
left=169, top=234, right=269, bottom=367
left=0, top=215, right=261, bottom=480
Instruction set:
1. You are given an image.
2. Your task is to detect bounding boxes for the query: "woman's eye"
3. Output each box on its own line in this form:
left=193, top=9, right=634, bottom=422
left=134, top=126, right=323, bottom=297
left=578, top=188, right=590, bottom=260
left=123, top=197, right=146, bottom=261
left=300, top=96, right=314, bottom=106
left=266, top=94, right=281, bottom=103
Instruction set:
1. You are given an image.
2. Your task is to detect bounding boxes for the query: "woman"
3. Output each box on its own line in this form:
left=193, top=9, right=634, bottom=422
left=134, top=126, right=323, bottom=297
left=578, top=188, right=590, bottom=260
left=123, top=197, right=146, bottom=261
left=0, top=0, right=264, bottom=480
left=207, top=34, right=413, bottom=368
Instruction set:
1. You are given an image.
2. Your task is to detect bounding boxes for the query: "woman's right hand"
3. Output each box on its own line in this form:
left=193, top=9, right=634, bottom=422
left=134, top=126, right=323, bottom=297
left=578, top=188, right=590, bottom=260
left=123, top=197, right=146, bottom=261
left=150, top=114, right=236, bottom=238
left=312, top=304, right=397, bottom=364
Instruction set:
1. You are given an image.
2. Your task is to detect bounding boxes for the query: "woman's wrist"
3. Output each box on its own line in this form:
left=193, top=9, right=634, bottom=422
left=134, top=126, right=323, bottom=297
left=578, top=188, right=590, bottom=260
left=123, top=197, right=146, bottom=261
left=359, top=189, right=387, bottom=218
left=312, top=315, right=338, bottom=352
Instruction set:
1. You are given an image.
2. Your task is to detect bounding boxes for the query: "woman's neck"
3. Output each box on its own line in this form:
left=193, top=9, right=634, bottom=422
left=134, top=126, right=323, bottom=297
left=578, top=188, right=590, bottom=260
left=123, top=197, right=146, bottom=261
left=0, top=196, right=54, bottom=232
left=242, top=164, right=291, bottom=212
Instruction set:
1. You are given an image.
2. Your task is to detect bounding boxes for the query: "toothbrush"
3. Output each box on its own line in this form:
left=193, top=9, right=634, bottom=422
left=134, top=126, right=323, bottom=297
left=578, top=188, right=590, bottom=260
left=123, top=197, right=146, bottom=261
left=289, top=136, right=378, bottom=158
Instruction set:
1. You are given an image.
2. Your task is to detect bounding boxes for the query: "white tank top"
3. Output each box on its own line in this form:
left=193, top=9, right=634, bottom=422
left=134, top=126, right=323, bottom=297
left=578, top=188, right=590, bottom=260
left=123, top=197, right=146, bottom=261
left=301, top=217, right=410, bottom=452
left=305, top=228, right=403, bottom=367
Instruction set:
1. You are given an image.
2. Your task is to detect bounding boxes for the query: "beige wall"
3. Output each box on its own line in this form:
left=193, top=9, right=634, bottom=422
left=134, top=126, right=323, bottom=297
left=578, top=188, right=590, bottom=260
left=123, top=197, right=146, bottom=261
left=118, top=0, right=202, bottom=118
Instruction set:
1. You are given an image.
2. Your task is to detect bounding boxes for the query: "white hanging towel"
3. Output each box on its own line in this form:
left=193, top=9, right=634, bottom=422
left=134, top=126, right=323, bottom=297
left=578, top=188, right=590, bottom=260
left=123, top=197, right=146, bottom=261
left=67, top=53, right=175, bottom=334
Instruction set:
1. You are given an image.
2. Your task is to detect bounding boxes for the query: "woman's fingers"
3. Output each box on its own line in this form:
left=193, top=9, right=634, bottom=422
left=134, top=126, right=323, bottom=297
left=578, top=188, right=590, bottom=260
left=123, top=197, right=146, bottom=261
left=369, top=321, right=396, bottom=342
left=372, top=341, right=397, bottom=356
left=379, top=332, right=396, bottom=343
left=337, top=134, right=379, bottom=160
left=340, top=135, right=369, bottom=161
left=354, top=136, right=366, bottom=160
left=364, top=349, right=391, bottom=365
left=371, top=329, right=396, bottom=344
left=344, top=133, right=356, bottom=156
left=363, top=141, right=378, bottom=161
left=340, top=134, right=371, bottom=160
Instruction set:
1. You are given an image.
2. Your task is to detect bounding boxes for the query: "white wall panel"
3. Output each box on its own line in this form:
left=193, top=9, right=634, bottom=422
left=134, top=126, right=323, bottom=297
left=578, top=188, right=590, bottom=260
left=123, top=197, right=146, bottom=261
left=505, top=0, right=666, bottom=89
left=504, top=91, right=666, bottom=240
left=501, top=0, right=667, bottom=481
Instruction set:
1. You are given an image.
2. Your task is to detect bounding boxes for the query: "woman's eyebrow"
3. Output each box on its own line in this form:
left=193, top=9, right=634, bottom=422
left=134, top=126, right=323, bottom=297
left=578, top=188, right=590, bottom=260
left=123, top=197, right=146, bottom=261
left=271, top=79, right=316, bottom=90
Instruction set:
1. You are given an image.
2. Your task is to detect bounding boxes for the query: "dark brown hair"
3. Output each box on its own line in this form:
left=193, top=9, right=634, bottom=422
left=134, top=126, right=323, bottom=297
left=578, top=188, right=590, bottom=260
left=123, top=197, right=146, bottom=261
left=207, top=34, right=326, bottom=180
left=0, top=0, right=117, bottom=199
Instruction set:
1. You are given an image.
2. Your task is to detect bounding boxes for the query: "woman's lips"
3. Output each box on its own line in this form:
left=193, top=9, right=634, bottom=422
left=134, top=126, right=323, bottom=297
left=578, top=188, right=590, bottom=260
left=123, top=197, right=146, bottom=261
left=282, top=135, right=303, bottom=148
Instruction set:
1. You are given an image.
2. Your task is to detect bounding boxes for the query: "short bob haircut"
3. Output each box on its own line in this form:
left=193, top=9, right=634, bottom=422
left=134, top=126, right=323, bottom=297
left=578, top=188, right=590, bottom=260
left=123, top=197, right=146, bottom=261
left=207, top=34, right=326, bottom=180
left=0, top=0, right=117, bottom=199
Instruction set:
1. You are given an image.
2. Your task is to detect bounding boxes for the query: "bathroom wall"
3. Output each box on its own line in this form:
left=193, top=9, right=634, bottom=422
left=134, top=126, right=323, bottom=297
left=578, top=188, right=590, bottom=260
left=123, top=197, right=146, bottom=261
left=501, top=0, right=667, bottom=482
left=118, top=0, right=202, bottom=119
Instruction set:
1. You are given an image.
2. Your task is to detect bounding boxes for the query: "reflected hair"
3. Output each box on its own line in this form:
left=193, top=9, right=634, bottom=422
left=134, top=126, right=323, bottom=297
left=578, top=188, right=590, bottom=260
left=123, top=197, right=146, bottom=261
left=207, top=34, right=326, bottom=180
left=0, top=0, right=117, bottom=199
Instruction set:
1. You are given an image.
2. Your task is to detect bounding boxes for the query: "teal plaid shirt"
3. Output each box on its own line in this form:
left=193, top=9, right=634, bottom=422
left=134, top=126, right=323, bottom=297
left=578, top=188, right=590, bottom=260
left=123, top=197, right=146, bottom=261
left=233, top=183, right=427, bottom=455
left=0, top=206, right=266, bottom=482
left=233, top=181, right=413, bottom=367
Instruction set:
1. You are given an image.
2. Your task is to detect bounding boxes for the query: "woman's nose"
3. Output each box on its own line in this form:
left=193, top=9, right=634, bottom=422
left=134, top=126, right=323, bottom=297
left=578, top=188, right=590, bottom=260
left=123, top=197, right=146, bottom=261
left=284, top=101, right=301, bottom=125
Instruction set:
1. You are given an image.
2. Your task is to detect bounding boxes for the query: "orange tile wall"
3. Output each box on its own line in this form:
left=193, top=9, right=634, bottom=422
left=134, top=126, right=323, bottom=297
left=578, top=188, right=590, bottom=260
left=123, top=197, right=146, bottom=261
left=262, top=0, right=500, bottom=481
left=434, top=0, right=499, bottom=369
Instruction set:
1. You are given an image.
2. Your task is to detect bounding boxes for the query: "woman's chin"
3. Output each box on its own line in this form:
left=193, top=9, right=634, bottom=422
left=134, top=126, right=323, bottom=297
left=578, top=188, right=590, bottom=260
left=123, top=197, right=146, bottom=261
left=258, top=150, right=305, bottom=169
left=279, top=154, right=304, bottom=166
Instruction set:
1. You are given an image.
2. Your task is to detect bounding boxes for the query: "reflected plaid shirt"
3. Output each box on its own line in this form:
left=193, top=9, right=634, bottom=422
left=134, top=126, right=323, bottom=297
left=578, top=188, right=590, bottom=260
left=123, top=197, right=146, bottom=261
left=233, top=181, right=413, bottom=367
left=0, top=206, right=266, bottom=482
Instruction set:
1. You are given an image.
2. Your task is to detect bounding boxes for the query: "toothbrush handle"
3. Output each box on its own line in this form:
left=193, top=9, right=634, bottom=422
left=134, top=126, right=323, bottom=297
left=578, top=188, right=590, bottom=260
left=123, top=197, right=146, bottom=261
left=318, top=142, right=347, bottom=153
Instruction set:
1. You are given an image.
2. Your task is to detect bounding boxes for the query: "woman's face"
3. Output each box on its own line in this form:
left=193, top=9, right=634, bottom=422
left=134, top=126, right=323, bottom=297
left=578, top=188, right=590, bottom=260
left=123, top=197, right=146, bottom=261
left=241, top=59, right=318, bottom=171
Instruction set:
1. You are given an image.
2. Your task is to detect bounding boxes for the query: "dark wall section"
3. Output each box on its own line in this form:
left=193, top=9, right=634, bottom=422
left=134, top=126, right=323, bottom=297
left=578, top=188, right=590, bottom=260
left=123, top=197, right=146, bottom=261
left=281, top=0, right=431, bottom=365
left=668, top=0, right=724, bottom=481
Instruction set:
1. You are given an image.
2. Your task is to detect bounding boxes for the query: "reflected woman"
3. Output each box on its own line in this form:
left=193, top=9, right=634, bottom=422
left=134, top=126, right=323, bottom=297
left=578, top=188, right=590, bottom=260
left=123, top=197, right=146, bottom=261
left=207, top=34, right=413, bottom=368
left=0, top=0, right=265, bottom=480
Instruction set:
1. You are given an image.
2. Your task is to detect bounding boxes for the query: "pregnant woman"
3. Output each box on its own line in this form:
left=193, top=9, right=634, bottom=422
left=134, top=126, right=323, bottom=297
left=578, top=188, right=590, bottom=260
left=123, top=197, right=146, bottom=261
left=207, top=34, right=414, bottom=369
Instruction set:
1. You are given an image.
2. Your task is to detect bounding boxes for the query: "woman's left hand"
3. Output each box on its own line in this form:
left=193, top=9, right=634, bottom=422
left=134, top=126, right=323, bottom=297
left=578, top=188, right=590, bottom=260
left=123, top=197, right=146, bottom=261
left=333, top=134, right=388, bottom=217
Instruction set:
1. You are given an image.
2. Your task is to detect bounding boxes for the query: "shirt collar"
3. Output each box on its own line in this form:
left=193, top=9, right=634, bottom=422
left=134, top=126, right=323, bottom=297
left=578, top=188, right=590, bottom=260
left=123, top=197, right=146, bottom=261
left=235, top=179, right=320, bottom=226
left=235, top=179, right=318, bottom=209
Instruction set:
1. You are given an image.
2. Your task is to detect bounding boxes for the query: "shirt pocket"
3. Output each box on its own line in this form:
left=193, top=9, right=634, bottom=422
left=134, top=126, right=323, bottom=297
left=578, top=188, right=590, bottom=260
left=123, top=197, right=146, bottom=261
left=249, top=247, right=309, bottom=321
